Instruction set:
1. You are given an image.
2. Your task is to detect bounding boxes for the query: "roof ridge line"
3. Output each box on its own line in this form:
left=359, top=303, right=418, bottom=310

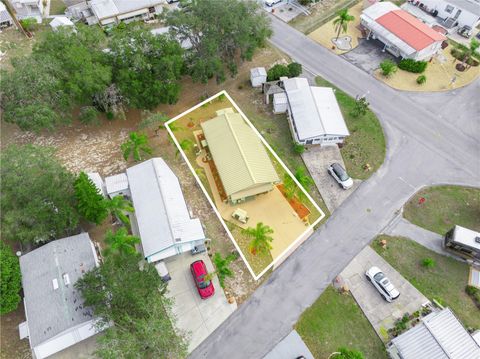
left=225, top=113, right=257, bottom=184
left=308, top=85, right=326, bottom=134
left=391, top=10, right=439, bottom=42
left=422, top=310, right=453, bottom=359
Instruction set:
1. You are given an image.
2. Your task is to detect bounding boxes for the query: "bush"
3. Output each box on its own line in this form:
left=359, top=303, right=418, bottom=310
left=450, top=48, right=480, bottom=66
left=267, top=64, right=290, bottom=81
left=293, top=143, right=305, bottom=154
left=79, top=106, right=100, bottom=125
left=19, top=17, right=37, bottom=32
left=380, top=60, right=397, bottom=77
left=416, top=75, right=427, bottom=85
left=421, top=258, right=435, bottom=268
left=466, top=285, right=480, bottom=308
left=398, top=59, right=428, bottom=73
left=0, top=242, right=22, bottom=315
left=288, top=62, right=303, bottom=77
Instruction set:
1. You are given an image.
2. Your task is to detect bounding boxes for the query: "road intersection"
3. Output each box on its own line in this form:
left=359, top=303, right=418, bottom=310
left=191, top=15, right=479, bottom=359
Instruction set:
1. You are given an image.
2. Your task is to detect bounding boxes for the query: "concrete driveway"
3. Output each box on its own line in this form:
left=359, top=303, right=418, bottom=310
left=341, top=39, right=396, bottom=74
left=165, top=252, right=237, bottom=353
left=302, top=146, right=361, bottom=213
left=339, top=246, right=430, bottom=340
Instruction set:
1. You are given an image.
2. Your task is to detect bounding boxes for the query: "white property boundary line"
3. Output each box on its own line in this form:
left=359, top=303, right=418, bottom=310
left=165, top=90, right=325, bottom=280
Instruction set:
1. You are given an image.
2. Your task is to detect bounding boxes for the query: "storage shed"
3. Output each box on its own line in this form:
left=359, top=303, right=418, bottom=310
left=49, top=16, right=74, bottom=31
left=273, top=92, right=288, bottom=114
left=444, top=225, right=480, bottom=262
left=250, top=67, right=267, bottom=88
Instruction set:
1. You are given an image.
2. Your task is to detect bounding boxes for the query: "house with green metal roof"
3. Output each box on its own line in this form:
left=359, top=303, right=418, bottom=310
left=201, top=109, right=280, bottom=204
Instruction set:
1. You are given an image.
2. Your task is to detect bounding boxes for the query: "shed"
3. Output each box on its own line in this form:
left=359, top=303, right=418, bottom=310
left=388, top=308, right=480, bottom=359
left=105, top=173, right=129, bottom=198
left=0, top=2, right=14, bottom=28
left=49, top=16, right=74, bottom=30
left=282, top=77, right=349, bottom=146
left=201, top=109, right=280, bottom=204
left=250, top=67, right=267, bottom=88
left=18, top=233, right=106, bottom=359
left=273, top=92, right=288, bottom=114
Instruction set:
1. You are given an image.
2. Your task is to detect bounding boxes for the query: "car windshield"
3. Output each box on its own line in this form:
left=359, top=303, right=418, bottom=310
left=333, top=164, right=349, bottom=181
left=373, top=272, right=385, bottom=282
left=197, top=275, right=210, bottom=289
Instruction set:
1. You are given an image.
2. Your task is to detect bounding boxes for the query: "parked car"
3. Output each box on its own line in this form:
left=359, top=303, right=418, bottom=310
left=190, top=260, right=215, bottom=299
left=264, top=0, right=282, bottom=7
left=365, top=266, right=400, bottom=302
left=327, top=163, right=353, bottom=189
left=457, top=25, right=472, bottom=38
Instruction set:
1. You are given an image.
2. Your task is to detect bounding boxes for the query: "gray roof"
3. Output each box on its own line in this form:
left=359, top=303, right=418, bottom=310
left=448, top=0, right=480, bottom=17
left=283, top=77, right=349, bottom=140
left=126, top=158, right=205, bottom=261
left=391, top=308, right=480, bottom=359
left=90, top=0, right=163, bottom=20
left=0, top=2, right=13, bottom=24
left=250, top=67, right=267, bottom=78
left=20, top=233, right=98, bottom=347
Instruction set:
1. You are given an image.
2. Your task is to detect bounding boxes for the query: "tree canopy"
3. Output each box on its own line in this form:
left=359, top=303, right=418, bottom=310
left=75, top=252, right=187, bottom=357
left=109, top=25, right=184, bottom=109
left=0, top=242, right=22, bottom=315
left=167, top=0, right=272, bottom=83
left=0, top=145, right=79, bottom=244
left=74, top=172, right=108, bottom=225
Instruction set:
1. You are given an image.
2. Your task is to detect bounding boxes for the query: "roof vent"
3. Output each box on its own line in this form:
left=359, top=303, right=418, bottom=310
left=175, top=238, right=182, bottom=242
left=52, top=278, right=59, bottom=290
left=475, top=237, right=480, bottom=244
left=63, top=274, right=70, bottom=286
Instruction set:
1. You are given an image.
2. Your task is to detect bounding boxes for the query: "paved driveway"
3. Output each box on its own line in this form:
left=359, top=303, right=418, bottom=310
left=341, top=39, right=396, bottom=74
left=263, top=330, right=314, bottom=359
left=165, top=252, right=237, bottom=353
left=302, top=145, right=361, bottom=213
left=339, top=246, right=430, bottom=340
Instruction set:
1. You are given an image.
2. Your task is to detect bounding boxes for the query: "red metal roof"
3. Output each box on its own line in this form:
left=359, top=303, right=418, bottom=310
left=376, top=10, right=446, bottom=51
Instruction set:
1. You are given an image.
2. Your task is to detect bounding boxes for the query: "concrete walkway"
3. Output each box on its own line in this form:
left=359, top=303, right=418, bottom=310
left=262, top=330, right=314, bottom=359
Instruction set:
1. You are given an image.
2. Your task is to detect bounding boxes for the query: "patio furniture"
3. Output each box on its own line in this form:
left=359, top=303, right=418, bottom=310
left=231, top=208, right=249, bottom=224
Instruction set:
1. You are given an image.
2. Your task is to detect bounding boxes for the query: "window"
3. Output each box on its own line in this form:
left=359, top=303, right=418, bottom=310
left=445, top=5, right=454, bottom=14
left=149, top=6, right=155, bottom=13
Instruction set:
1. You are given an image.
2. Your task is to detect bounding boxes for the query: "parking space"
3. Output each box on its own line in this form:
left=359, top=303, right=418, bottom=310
left=341, top=39, right=395, bottom=74
left=339, top=246, right=430, bottom=340
left=165, top=252, right=237, bottom=353
left=302, top=145, right=361, bottom=213
left=261, top=1, right=306, bottom=23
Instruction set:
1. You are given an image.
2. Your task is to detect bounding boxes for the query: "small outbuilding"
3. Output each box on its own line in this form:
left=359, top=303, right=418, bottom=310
left=444, top=225, right=480, bottom=262
left=0, top=2, right=14, bottom=28
left=49, top=16, right=75, bottom=30
left=273, top=92, right=288, bottom=114
left=250, top=67, right=267, bottom=88
left=281, top=77, right=349, bottom=146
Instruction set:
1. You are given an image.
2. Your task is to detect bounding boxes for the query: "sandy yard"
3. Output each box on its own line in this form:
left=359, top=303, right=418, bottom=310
left=375, top=48, right=480, bottom=91
left=308, top=2, right=363, bottom=55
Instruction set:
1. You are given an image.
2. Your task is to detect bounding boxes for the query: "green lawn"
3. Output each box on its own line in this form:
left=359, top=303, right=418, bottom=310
left=372, top=235, right=480, bottom=329
left=315, top=77, right=386, bottom=180
left=296, top=286, right=387, bottom=359
left=49, top=0, right=67, bottom=15
left=403, top=185, right=480, bottom=235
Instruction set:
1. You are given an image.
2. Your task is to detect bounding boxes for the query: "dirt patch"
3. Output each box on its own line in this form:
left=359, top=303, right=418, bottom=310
left=277, top=184, right=310, bottom=220
left=0, top=306, right=31, bottom=359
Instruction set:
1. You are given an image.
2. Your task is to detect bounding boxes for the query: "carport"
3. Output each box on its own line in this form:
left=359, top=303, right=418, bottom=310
left=165, top=252, right=237, bottom=352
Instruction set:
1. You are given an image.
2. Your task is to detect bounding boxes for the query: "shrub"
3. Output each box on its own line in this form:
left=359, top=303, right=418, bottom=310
left=267, top=64, right=290, bottom=81
left=288, top=62, right=303, bottom=77
left=293, top=143, right=305, bottom=154
left=450, top=48, right=480, bottom=66
left=79, top=106, right=100, bottom=125
left=421, top=257, right=435, bottom=268
left=0, top=242, right=22, bottom=315
left=398, top=59, right=428, bottom=73
left=466, top=285, right=480, bottom=308
left=416, top=75, right=427, bottom=85
left=19, top=17, right=37, bottom=32
left=380, top=60, right=397, bottom=77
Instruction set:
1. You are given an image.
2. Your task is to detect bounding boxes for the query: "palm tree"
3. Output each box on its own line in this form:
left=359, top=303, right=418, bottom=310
left=103, top=227, right=140, bottom=257
left=294, top=167, right=314, bottom=192
left=333, top=9, right=355, bottom=41
left=106, top=196, right=134, bottom=226
left=212, top=252, right=238, bottom=288
left=329, top=347, right=365, bottom=359
left=121, top=132, right=152, bottom=162
left=458, top=38, right=480, bottom=70
left=242, top=222, right=274, bottom=256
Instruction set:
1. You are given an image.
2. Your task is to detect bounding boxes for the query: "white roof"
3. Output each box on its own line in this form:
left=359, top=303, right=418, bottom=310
left=361, top=2, right=417, bottom=57
left=105, top=173, right=129, bottom=195
left=150, top=26, right=192, bottom=49
left=87, top=172, right=107, bottom=197
left=391, top=308, right=480, bottom=359
left=126, top=158, right=204, bottom=261
left=283, top=77, right=349, bottom=140
left=49, top=16, right=74, bottom=28
left=453, top=225, right=480, bottom=250
left=250, top=67, right=267, bottom=78
left=90, top=0, right=162, bottom=20
left=273, top=92, right=288, bottom=105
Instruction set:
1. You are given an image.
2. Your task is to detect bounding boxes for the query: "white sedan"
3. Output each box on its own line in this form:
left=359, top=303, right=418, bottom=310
left=264, top=0, right=282, bottom=7
left=365, top=266, right=400, bottom=302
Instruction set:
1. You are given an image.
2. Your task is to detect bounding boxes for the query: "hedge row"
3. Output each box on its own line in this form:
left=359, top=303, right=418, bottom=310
left=398, top=59, right=428, bottom=73
left=267, top=62, right=303, bottom=81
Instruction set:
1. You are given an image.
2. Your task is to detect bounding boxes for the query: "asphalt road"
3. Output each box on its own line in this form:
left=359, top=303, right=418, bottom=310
left=190, top=16, right=480, bottom=359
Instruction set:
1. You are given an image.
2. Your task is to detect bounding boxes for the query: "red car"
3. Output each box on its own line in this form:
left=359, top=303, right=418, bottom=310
left=190, top=260, right=215, bottom=299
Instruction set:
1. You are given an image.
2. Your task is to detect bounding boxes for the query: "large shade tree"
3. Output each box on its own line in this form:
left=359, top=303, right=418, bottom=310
left=75, top=252, right=187, bottom=358
left=108, top=25, right=184, bottom=109
left=1, top=145, right=79, bottom=245
left=167, top=0, right=272, bottom=83
left=0, top=242, right=22, bottom=315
